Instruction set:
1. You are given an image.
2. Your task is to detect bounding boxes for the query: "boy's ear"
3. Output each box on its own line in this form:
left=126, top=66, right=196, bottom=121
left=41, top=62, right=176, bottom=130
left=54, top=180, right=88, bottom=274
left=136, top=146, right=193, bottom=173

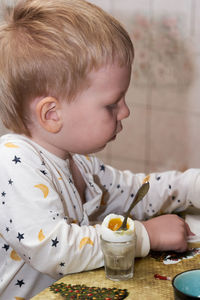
left=36, top=97, right=62, bottom=133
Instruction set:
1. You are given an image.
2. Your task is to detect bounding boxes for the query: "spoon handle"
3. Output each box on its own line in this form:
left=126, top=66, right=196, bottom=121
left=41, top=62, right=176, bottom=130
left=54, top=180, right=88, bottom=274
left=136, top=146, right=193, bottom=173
left=119, top=182, right=150, bottom=231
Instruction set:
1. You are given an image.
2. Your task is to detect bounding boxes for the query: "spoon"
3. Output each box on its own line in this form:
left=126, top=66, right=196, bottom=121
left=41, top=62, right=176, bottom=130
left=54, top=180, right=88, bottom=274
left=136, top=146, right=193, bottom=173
left=117, top=182, right=150, bottom=231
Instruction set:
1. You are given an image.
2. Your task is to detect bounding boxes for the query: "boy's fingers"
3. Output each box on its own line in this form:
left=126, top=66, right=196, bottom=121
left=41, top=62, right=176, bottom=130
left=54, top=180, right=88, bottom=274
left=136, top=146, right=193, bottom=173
left=185, top=222, right=195, bottom=236
left=178, top=217, right=195, bottom=236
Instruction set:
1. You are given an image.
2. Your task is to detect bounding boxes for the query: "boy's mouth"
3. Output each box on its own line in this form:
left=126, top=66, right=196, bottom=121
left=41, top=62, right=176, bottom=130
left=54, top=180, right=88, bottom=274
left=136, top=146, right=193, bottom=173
left=110, top=125, right=123, bottom=141
left=116, top=125, right=123, bottom=135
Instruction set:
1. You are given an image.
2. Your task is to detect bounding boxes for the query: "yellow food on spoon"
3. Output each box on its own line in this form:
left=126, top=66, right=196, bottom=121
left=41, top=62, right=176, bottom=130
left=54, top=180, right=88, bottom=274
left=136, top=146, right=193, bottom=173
left=101, top=213, right=135, bottom=242
left=108, top=218, right=130, bottom=231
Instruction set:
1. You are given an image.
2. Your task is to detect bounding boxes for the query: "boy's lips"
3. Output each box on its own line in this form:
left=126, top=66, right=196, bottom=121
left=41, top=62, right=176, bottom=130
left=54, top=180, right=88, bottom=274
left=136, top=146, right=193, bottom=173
left=116, top=125, right=123, bottom=135
left=109, top=125, right=123, bottom=141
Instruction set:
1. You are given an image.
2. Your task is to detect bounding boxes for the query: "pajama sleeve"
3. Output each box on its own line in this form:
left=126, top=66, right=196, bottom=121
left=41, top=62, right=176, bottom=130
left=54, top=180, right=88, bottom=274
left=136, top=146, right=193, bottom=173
left=89, top=155, right=200, bottom=256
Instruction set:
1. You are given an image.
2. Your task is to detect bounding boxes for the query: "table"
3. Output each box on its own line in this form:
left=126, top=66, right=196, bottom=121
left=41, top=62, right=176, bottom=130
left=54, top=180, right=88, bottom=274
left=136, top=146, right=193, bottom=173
left=32, top=242, right=200, bottom=300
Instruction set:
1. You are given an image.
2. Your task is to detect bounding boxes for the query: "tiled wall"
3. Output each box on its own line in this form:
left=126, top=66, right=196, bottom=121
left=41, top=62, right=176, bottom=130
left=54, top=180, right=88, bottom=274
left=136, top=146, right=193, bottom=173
left=0, top=0, right=200, bottom=175
left=89, top=0, right=200, bottom=174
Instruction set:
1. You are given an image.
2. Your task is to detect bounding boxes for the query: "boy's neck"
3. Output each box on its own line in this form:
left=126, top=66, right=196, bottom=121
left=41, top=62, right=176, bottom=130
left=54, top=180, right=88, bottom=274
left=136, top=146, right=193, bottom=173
left=30, top=136, right=71, bottom=160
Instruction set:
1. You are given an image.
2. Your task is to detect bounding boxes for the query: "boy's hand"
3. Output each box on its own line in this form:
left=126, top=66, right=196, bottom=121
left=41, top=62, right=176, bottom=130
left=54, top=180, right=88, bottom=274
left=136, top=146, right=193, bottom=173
left=142, top=214, right=195, bottom=252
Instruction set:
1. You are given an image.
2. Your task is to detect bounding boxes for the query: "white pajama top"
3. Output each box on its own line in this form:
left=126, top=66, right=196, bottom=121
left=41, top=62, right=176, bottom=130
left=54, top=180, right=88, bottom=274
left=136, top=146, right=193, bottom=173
left=0, top=133, right=200, bottom=299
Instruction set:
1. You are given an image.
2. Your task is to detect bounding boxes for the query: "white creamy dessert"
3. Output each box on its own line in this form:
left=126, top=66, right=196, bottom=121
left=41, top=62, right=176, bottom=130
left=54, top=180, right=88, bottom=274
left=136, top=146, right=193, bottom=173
left=101, top=213, right=135, bottom=242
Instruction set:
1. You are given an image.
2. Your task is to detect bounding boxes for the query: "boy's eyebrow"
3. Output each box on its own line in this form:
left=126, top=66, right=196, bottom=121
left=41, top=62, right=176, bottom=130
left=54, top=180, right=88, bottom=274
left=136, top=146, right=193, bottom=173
left=107, top=91, right=125, bottom=104
left=115, top=90, right=127, bottom=99
left=116, top=92, right=124, bottom=101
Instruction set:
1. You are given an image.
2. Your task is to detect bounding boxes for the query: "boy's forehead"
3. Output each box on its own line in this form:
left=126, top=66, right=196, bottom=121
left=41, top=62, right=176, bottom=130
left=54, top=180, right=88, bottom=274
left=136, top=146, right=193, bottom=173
left=88, top=63, right=131, bottom=81
left=82, top=63, right=132, bottom=94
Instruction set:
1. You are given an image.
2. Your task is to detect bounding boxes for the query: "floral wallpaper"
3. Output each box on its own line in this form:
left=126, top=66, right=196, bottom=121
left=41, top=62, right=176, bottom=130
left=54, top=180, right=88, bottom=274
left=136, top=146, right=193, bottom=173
left=131, top=15, right=194, bottom=88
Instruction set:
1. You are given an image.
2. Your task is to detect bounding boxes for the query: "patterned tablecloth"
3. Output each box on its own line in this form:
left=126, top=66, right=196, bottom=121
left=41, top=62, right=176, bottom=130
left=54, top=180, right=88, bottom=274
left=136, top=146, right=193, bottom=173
left=31, top=242, right=200, bottom=300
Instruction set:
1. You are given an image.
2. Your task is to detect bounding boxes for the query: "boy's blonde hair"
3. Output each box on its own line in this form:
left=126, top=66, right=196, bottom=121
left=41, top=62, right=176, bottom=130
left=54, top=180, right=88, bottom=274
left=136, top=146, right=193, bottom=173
left=0, top=0, right=134, bottom=136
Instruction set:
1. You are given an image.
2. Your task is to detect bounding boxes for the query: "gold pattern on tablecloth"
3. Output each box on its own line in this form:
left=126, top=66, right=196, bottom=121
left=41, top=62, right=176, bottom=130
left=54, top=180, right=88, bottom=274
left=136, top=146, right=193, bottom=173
left=31, top=243, right=200, bottom=300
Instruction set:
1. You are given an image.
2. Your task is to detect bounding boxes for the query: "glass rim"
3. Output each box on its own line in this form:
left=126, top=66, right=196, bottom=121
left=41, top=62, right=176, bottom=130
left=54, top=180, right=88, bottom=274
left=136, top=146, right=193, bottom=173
left=100, top=235, right=136, bottom=244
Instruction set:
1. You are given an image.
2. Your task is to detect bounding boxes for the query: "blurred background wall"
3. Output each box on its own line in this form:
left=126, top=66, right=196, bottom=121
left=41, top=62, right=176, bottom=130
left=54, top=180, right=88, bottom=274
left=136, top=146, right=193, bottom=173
left=0, top=0, right=200, bottom=175
left=88, top=0, right=200, bottom=174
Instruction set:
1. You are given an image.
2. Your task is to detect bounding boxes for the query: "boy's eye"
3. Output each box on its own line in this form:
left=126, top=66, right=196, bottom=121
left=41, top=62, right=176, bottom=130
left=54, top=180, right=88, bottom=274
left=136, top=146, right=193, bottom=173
left=107, top=103, right=117, bottom=110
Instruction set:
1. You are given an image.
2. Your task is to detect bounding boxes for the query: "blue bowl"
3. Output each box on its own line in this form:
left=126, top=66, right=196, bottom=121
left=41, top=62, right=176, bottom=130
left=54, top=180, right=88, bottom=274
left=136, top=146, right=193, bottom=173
left=172, top=269, right=200, bottom=299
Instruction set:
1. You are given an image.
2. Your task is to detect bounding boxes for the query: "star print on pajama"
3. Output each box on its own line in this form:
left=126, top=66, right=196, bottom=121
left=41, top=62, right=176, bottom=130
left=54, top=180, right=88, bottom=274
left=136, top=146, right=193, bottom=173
left=0, top=133, right=200, bottom=299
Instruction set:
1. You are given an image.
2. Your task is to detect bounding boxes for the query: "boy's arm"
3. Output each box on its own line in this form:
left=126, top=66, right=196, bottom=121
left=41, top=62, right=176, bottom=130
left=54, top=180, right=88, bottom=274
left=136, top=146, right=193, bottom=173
left=92, top=158, right=200, bottom=220
left=91, top=156, right=200, bottom=255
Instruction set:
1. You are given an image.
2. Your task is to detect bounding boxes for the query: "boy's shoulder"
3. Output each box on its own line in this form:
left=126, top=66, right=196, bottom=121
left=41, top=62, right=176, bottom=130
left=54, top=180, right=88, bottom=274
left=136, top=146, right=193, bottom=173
left=0, top=133, right=27, bottom=146
left=0, top=133, right=37, bottom=151
left=0, top=133, right=45, bottom=165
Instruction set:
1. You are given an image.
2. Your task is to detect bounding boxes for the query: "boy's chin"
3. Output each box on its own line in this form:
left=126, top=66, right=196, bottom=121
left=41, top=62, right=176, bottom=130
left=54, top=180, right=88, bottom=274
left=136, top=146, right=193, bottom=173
left=74, top=146, right=106, bottom=155
left=88, top=144, right=108, bottom=154
left=110, top=134, right=116, bottom=141
left=77, top=139, right=115, bottom=155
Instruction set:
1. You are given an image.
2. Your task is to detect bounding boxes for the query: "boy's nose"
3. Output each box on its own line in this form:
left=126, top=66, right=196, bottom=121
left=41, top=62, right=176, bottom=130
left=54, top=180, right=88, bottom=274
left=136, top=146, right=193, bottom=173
left=118, top=99, right=130, bottom=120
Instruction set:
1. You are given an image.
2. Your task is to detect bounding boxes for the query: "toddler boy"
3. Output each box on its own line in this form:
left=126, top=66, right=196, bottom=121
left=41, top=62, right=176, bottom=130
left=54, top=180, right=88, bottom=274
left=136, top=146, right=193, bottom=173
left=0, top=0, right=198, bottom=298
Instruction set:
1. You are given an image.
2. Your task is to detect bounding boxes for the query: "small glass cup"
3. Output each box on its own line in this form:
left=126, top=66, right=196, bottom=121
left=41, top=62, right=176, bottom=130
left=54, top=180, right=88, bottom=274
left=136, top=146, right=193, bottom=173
left=100, top=233, right=136, bottom=281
